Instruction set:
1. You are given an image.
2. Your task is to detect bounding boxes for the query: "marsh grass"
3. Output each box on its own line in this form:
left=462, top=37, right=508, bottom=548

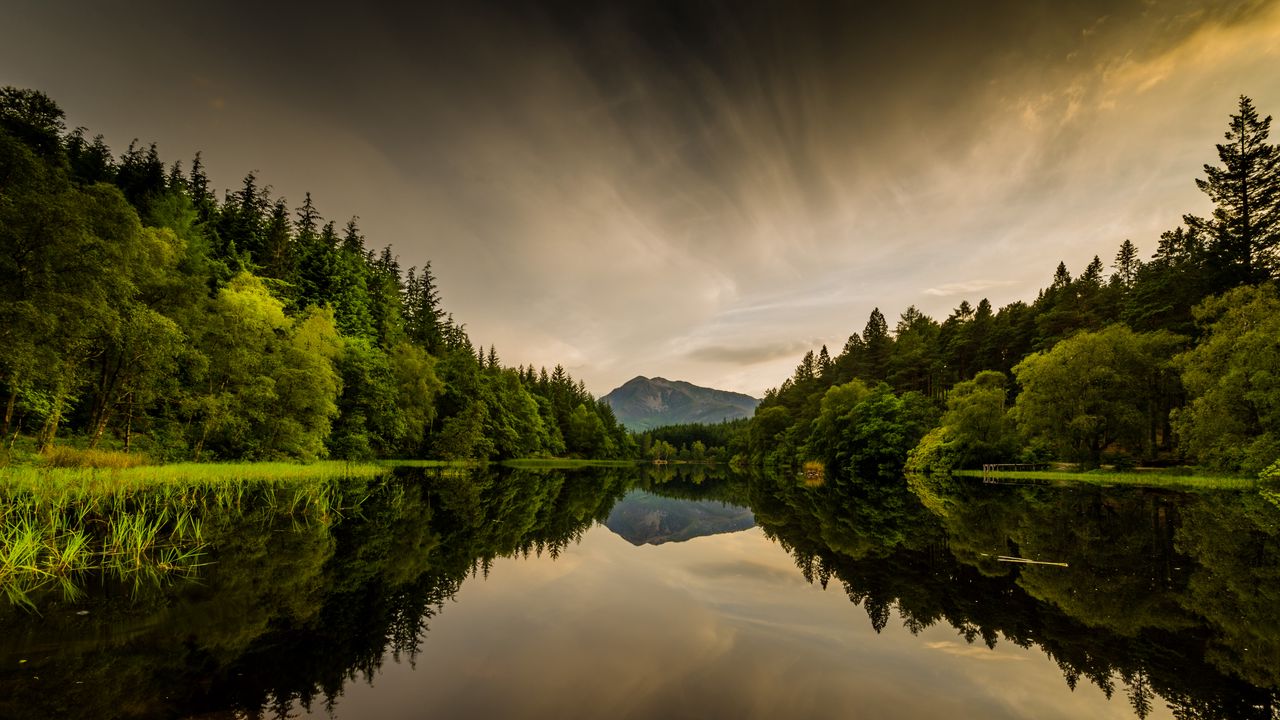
left=0, top=460, right=392, bottom=608
left=953, top=468, right=1257, bottom=490
left=40, top=446, right=151, bottom=469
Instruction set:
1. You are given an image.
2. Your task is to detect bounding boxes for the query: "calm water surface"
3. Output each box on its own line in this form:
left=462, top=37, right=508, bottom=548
left=1, top=465, right=1277, bottom=719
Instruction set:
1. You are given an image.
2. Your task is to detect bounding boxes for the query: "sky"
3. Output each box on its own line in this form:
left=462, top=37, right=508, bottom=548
left=3, top=0, right=1280, bottom=396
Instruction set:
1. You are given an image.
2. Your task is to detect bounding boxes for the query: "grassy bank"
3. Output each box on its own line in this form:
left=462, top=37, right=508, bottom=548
left=953, top=468, right=1256, bottom=491
left=500, top=458, right=639, bottom=469
left=0, top=455, right=635, bottom=607
left=2, top=459, right=387, bottom=485
left=0, top=461, right=397, bottom=608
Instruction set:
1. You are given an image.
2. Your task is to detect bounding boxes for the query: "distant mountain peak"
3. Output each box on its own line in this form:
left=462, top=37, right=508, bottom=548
left=603, top=376, right=758, bottom=430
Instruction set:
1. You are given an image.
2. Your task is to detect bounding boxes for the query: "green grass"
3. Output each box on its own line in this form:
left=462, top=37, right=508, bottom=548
left=953, top=468, right=1257, bottom=490
left=0, top=460, right=388, bottom=494
left=0, top=454, right=637, bottom=607
left=0, top=460, right=397, bottom=608
left=40, top=446, right=151, bottom=469
left=499, top=458, right=640, bottom=469
left=379, top=459, right=480, bottom=470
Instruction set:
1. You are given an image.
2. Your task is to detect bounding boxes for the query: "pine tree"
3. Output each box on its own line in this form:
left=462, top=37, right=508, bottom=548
left=863, top=307, right=891, bottom=380
left=1185, top=96, right=1280, bottom=284
left=1112, top=239, right=1141, bottom=289
left=794, top=350, right=816, bottom=382
left=1081, top=256, right=1104, bottom=286
left=404, top=261, right=445, bottom=353
left=188, top=152, right=217, bottom=223
left=65, top=128, right=116, bottom=185
left=115, top=141, right=167, bottom=215
left=295, top=192, right=320, bottom=242
left=817, top=345, right=832, bottom=377
left=1050, top=261, right=1072, bottom=290
left=217, top=173, right=268, bottom=263
left=260, top=199, right=293, bottom=280
left=341, top=217, right=365, bottom=255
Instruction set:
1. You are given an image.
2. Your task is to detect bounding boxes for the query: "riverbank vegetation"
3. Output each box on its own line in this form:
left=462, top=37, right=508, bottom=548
left=734, top=95, right=1280, bottom=481
left=0, top=462, right=386, bottom=608
left=951, top=467, right=1257, bottom=491
left=0, top=87, right=631, bottom=467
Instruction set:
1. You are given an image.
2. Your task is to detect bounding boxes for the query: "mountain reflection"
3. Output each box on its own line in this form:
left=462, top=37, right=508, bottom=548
left=0, top=465, right=1277, bottom=719
left=605, top=490, right=754, bottom=545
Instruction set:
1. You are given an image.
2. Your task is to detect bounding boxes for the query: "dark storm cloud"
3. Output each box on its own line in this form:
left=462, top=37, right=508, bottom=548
left=3, top=0, right=1279, bottom=394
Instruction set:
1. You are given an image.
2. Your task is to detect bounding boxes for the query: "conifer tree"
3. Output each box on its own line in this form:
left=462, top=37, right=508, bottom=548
left=862, top=308, right=891, bottom=380
left=260, top=199, right=293, bottom=280
left=817, top=345, right=832, bottom=377
left=187, top=152, right=217, bottom=224
left=65, top=128, right=116, bottom=185
left=404, top=261, right=445, bottom=353
left=1112, top=239, right=1141, bottom=289
left=1185, top=96, right=1280, bottom=284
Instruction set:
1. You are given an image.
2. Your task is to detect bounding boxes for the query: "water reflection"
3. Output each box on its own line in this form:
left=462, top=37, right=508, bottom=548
left=0, top=464, right=1277, bottom=719
left=605, top=490, right=754, bottom=545
left=754, top=470, right=1280, bottom=718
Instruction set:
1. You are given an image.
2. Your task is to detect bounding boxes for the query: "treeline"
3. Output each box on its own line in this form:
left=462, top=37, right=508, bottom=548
left=635, top=419, right=747, bottom=463
left=743, top=95, right=1280, bottom=477
left=0, top=87, right=632, bottom=462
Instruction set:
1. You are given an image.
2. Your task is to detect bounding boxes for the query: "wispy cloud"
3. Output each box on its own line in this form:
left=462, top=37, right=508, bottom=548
left=10, top=1, right=1278, bottom=396
left=923, top=280, right=1020, bottom=298
left=686, top=341, right=816, bottom=365
left=925, top=641, right=1028, bottom=662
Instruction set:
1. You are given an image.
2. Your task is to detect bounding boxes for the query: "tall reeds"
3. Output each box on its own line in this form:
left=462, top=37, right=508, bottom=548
left=0, top=461, right=391, bottom=608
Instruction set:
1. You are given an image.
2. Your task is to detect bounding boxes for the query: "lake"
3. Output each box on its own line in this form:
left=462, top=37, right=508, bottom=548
left=1, top=465, right=1277, bottom=719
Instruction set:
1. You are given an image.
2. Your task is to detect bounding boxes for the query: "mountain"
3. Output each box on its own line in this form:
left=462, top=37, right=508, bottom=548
left=602, top=376, right=759, bottom=430
left=604, top=491, right=755, bottom=546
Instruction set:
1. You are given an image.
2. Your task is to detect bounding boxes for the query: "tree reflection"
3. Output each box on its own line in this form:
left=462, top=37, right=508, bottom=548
left=0, top=466, right=629, bottom=720
left=3, top=464, right=1279, bottom=720
left=749, top=466, right=1280, bottom=719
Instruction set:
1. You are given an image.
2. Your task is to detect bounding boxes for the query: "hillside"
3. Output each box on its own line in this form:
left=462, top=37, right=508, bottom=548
left=603, top=376, right=758, bottom=431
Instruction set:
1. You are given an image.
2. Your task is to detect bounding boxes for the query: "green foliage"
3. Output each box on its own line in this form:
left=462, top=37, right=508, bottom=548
left=634, top=419, right=746, bottom=463
left=907, top=371, right=1018, bottom=473
left=940, top=371, right=1019, bottom=467
left=1173, top=284, right=1280, bottom=474
left=329, top=338, right=400, bottom=460
left=905, top=426, right=961, bottom=475
left=0, top=86, right=629, bottom=464
left=807, top=381, right=934, bottom=478
left=389, top=342, right=443, bottom=454
left=748, top=405, right=793, bottom=465
left=807, top=379, right=872, bottom=467
left=1013, top=325, right=1182, bottom=467
left=1260, top=460, right=1280, bottom=483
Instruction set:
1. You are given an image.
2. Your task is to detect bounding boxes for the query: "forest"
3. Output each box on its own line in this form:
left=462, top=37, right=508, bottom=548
left=2, top=87, right=1278, bottom=478
left=0, top=87, right=632, bottom=464
left=741, top=95, right=1280, bottom=479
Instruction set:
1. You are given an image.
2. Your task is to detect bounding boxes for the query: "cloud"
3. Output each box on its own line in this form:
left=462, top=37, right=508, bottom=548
left=6, top=0, right=1278, bottom=397
left=686, top=340, right=817, bottom=365
left=925, top=641, right=1028, bottom=662
left=922, top=280, right=1020, bottom=297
